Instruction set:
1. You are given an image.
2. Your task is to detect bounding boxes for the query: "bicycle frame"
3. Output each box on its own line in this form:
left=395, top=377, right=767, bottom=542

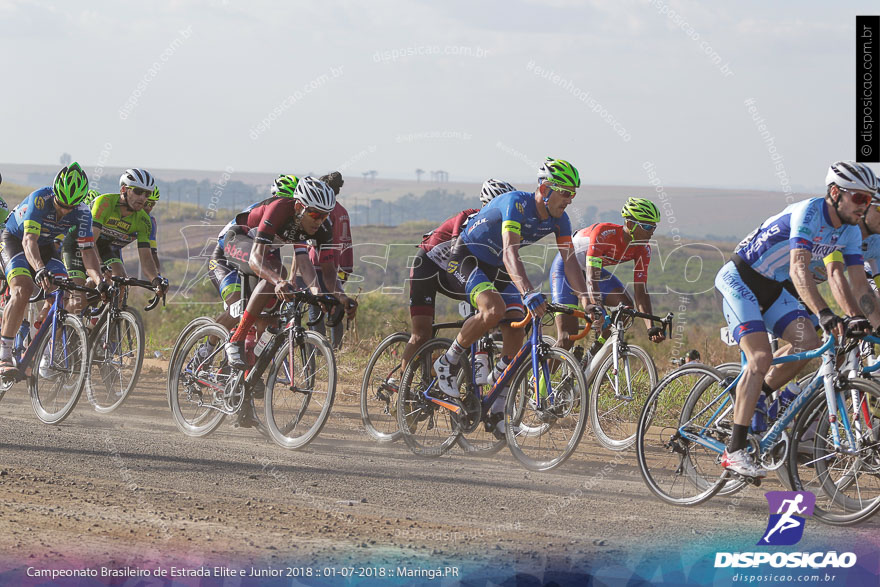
left=14, top=290, right=68, bottom=379
left=680, top=334, right=859, bottom=461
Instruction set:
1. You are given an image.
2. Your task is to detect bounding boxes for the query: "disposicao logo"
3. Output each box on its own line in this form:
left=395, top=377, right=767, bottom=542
left=714, top=491, right=857, bottom=570
left=760, top=491, right=815, bottom=546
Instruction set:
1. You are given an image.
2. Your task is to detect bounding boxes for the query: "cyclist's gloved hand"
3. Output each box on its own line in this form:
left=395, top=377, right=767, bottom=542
left=343, top=296, right=358, bottom=318
left=32, top=267, right=51, bottom=291
left=844, top=315, right=871, bottom=337
left=819, top=308, right=843, bottom=334
left=647, top=325, right=666, bottom=343
left=151, top=275, right=169, bottom=295
left=523, top=291, right=546, bottom=314
left=274, top=280, right=297, bottom=302
left=584, top=303, right=606, bottom=324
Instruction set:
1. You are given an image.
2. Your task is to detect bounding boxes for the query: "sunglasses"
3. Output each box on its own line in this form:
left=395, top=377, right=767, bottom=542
left=547, top=183, right=576, bottom=198
left=127, top=186, right=153, bottom=197
left=305, top=207, right=330, bottom=221
left=635, top=222, right=657, bottom=231
left=839, top=187, right=873, bottom=206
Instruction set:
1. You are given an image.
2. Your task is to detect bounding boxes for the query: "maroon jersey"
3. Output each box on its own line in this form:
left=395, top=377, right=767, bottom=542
left=235, top=196, right=332, bottom=254
left=418, top=209, right=479, bottom=268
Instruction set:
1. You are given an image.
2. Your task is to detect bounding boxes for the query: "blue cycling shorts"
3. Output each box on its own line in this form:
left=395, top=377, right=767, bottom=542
left=549, top=252, right=625, bottom=307
left=715, top=260, right=810, bottom=343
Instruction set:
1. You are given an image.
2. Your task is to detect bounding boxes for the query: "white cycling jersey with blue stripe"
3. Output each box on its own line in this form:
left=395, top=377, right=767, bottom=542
left=734, top=197, right=863, bottom=283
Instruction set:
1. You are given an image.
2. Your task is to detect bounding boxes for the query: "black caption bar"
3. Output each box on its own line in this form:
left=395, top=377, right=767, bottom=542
left=857, top=15, right=879, bottom=162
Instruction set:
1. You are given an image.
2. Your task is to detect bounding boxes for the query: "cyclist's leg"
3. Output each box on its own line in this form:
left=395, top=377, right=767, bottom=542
left=207, top=248, right=242, bottom=333
left=61, top=231, right=88, bottom=314
left=762, top=291, right=819, bottom=389
left=716, top=261, right=774, bottom=475
left=402, top=249, right=442, bottom=368
left=550, top=252, right=579, bottom=351
left=0, top=232, right=38, bottom=368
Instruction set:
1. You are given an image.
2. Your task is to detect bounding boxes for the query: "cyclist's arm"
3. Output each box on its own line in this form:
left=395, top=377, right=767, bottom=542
left=292, top=253, right=321, bottom=296
left=500, top=230, right=534, bottom=294
left=81, top=247, right=104, bottom=286
left=633, top=282, right=656, bottom=331
left=846, top=263, right=880, bottom=327
left=583, top=261, right=603, bottom=307
left=21, top=233, right=45, bottom=274
left=248, top=242, right=286, bottom=286
left=789, top=248, right=830, bottom=315
left=136, top=247, right=160, bottom=282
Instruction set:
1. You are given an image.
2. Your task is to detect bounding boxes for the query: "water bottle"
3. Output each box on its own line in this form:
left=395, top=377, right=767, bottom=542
left=244, top=330, right=257, bottom=366
left=751, top=394, right=768, bottom=433
left=768, top=382, right=800, bottom=421
left=473, top=350, right=490, bottom=385
left=14, top=320, right=29, bottom=352
left=253, top=328, right=275, bottom=358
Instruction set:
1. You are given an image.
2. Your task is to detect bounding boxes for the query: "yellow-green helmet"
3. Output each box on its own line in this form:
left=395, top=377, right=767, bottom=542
left=84, top=189, right=101, bottom=205
left=271, top=174, right=299, bottom=198
left=148, top=186, right=160, bottom=202
left=621, top=197, right=660, bottom=224
left=537, top=157, right=581, bottom=188
left=53, top=162, right=90, bottom=206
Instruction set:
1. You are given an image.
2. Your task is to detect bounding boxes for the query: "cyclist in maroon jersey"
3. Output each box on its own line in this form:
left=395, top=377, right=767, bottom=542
left=402, top=179, right=518, bottom=372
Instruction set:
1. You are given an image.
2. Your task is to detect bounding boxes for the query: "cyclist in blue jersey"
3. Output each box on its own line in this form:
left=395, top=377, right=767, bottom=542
left=0, top=163, right=107, bottom=373
left=435, top=158, right=595, bottom=432
left=714, top=161, right=880, bottom=477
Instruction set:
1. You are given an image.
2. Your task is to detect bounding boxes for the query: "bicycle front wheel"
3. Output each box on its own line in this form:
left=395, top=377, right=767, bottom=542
left=360, top=332, right=408, bottom=442
left=86, top=309, right=144, bottom=412
left=265, top=331, right=337, bottom=449
left=166, top=316, right=215, bottom=404
left=29, top=314, right=89, bottom=425
left=505, top=347, right=588, bottom=471
left=589, top=344, right=657, bottom=451
left=636, top=364, right=730, bottom=506
left=787, top=379, right=880, bottom=525
left=167, top=323, right=229, bottom=436
left=396, top=338, right=461, bottom=457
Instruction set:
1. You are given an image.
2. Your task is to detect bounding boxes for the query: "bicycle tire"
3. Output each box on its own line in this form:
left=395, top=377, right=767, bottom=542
left=635, top=364, right=729, bottom=506
left=85, top=309, right=144, bottom=412
left=396, top=338, right=461, bottom=457
left=166, top=316, right=216, bottom=405
left=589, top=343, right=657, bottom=451
left=505, top=346, right=588, bottom=471
left=786, top=378, right=880, bottom=525
left=29, top=314, right=90, bottom=425
left=360, top=332, right=409, bottom=442
left=264, top=330, right=337, bottom=449
left=168, top=323, right=229, bottom=436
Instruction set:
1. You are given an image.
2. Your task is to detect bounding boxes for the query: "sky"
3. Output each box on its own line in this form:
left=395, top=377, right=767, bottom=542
left=0, top=0, right=877, bottom=191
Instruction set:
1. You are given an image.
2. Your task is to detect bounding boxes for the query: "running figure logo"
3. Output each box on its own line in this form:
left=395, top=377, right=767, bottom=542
left=759, top=491, right=816, bottom=546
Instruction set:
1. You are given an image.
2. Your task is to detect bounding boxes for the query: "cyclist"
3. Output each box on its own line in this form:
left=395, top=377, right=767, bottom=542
left=714, top=160, right=880, bottom=478
left=436, top=158, right=594, bottom=430
left=0, top=163, right=108, bottom=373
left=221, top=176, right=355, bottom=369
left=304, top=171, right=357, bottom=349
left=403, top=178, right=517, bottom=372
left=207, top=174, right=299, bottom=338
left=551, top=197, right=666, bottom=358
left=63, top=169, right=167, bottom=313
left=0, top=170, right=10, bottom=226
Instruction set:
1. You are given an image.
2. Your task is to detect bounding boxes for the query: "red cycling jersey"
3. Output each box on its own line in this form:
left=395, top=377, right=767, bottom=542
left=418, top=208, right=479, bottom=268
left=235, top=196, right=332, bottom=253
left=573, top=222, right=651, bottom=283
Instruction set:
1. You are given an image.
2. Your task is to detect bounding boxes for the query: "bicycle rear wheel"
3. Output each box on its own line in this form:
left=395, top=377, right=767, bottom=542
left=636, top=364, right=729, bottom=506
left=360, top=332, right=408, bottom=442
left=589, top=344, right=657, bottom=451
left=264, top=331, right=336, bottom=449
left=29, top=315, right=89, bottom=425
left=505, top=347, right=588, bottom=471
left=86, top=309, right=144, bottom=412
left=167, top=323, right=229, bottom=436
left=396, top=338, right=461, bottom=457
left=787, top=379, right=880, bottom=525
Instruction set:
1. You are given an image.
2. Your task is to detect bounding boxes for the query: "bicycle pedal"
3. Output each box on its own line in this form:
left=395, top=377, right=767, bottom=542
left=614, top=393, right=634, bottom=401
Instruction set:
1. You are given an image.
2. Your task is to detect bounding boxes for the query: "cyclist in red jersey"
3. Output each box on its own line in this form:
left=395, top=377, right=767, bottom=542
left=551, top=197, right=666, bottom=357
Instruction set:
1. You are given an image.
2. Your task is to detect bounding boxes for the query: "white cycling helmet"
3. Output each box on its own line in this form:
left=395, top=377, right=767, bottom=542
left=826, top=161, right=879, bottom=194
left=119, top=168, right=157, bottom=191
left=480, top=179, right=516, bottom=206
left=293, top=176, right=336, bottom=213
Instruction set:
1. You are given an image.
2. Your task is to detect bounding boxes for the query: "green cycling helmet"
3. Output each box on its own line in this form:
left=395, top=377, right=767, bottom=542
left=53, top=162, right=90, bottom=207
left=621, top=197, right=661, bottom=224
left=271, top=174, right=299, bottom=198
left=537, top=157, right=581, bottom=188
left=84, top=189, right=101, bottom=205
left=148, top=186, right=160, bottom=202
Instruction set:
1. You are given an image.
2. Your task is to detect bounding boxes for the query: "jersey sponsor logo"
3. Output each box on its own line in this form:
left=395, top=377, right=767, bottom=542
left=447, top=260, right=459, bottom=274
left=743, top=224, right=781, bottom=256
left=35, top=197, right=45, bottom=210
left=812, top=243, right=840, bottom=258
left=468, top=217, right=488, bottom=233
left=515, top=201, right=525, bottom=214
left=600, top=229, right=616, bottom=238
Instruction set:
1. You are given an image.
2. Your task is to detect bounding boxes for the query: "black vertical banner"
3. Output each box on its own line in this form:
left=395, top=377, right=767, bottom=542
left=857, top=15, right=880, bottom=162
